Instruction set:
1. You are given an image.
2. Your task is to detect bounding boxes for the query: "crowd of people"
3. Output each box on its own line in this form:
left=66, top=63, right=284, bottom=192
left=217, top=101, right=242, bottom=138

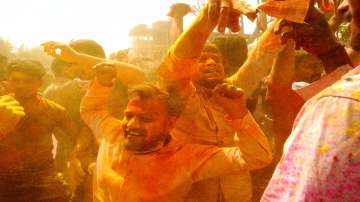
left=1, top=0, right=360, bottom=201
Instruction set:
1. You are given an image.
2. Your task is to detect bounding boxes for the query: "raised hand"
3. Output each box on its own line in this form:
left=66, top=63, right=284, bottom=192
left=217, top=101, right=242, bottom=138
left=274, top=5, right=339, bottom=56
left=0, top=95, right=25, bottom=138
left=168, top=3, right=191, bottom=19
left=93, top=62, right=117, bottom=87
left=42, top=41, right=80, bottom=63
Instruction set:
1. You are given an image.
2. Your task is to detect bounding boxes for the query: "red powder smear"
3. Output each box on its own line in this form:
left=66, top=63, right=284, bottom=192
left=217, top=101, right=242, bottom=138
left=333, top=156, right=339, bottom=162
left=318, top=0, right=335, bottom=13
left=348, top=153, right=353, bottom=161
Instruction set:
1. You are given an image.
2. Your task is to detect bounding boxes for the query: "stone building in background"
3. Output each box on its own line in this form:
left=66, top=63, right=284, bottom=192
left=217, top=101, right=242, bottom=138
left=129, top=21, right=171, bottom=67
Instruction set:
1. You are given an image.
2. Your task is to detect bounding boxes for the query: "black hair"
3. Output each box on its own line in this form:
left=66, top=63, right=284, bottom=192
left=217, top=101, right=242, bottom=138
left=128, top=83, right=184, bottom=117
left=69, top=39, right=106, bottom=58
left=7, top=59, right=45, bottom=79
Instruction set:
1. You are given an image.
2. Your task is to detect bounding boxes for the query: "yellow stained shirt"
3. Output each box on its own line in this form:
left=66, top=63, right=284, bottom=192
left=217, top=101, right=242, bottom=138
left=80, top=80, right=272, bottom=202
left=157, top=30, right=279, bottom=201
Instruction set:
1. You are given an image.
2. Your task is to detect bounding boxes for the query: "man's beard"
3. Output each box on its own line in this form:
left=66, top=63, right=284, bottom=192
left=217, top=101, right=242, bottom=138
left=123, top=129, right=167, bottom=152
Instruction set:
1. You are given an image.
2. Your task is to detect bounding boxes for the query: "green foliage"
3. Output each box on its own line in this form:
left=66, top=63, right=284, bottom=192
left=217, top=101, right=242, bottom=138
left=0, top=38, right=52, bottom=71
left=16, top=45, right=52, bottom=69
left=0, top=38, right=13, bottom=58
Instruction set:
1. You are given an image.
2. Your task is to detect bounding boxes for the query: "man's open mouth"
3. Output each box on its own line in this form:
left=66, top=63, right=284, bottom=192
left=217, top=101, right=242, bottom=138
left=126, top=131, right=145, bottom=137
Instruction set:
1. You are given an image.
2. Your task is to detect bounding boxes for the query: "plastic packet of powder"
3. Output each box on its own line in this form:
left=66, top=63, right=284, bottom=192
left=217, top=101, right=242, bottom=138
left=256, top=0, right=312, bottom=23
left=232, top=0, right=258, bottom=21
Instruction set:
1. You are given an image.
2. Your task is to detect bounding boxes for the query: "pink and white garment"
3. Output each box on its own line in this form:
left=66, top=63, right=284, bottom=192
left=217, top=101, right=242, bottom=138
left=261, top=66, right=360, bottom=202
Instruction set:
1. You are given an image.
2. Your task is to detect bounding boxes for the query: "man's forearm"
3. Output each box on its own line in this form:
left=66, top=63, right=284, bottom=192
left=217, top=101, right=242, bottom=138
left=269, top=40, right=296, bottom=86
left=114, top=62, right=146, bottom=86
left=172, top=6, right=216, bottom=59
left=226, top=113, right=273, bottom=170
left=227, top=21, right=284, bottom=98
left=73, top=52, right=105, bottom=67
left=80, top=79, right=112, bottom=127
left=157, top=6, right=215, bottom=97
left=74, top=53, right=145, bottom=85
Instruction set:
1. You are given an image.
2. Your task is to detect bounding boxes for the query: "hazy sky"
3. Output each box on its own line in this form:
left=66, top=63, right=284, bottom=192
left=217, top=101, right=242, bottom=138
left=1, top=0, right=257, bottom=55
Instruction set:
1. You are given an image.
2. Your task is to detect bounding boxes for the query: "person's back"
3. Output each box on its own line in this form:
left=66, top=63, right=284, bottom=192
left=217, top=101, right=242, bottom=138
left=44, top=78, right=88, bottom=126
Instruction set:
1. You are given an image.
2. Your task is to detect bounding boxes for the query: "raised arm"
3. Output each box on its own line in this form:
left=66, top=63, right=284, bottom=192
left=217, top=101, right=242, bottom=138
left=80, top=67, right=123, bottom=142
left=274, top=5, right=352, bottom=73
left=157, top=5, right=218, bottom=99
left=158, top=0, right=244, bottom=96
left=168, top=3, right=191, bottom=44
left=193, top=113, right=272, bottom=182
left=211, top=83, right=272, bottom=162
left=171, top=6, right=216, bottom=59
left=220, top=83, right=272, bottom=170
left=0, top=95, right=25, bottom=139
left=265, top=40, right=305, bottom=161
left=192, top=83, right=272, bottom=182
left=42, top=41, right=145, bottom=86
left=226, top=21, right=285, bottom=99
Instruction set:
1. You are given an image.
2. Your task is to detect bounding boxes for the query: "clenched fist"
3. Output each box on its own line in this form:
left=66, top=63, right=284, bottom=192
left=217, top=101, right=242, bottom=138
left=210, top=83, right=248, bottom=120
left=0, top=95, right=25, bottom=139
